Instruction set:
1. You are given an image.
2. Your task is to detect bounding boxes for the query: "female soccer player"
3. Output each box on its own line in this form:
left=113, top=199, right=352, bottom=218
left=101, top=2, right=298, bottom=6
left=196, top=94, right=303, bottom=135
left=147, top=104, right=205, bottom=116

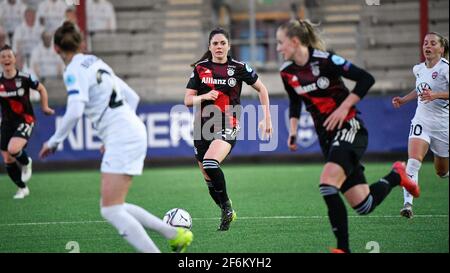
left=392, top=32, right=449, bottom=218
left=0, top=44, right=54, bottom=199
left=185, top=28, right=272, bottom=231
left=39, top=21, right=193, bottom=253
left=276, top=19, right=419, bottom=253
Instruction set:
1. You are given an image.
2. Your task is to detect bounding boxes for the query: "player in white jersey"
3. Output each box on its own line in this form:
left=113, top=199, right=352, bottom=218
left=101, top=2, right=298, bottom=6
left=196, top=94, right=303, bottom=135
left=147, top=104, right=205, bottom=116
left=38, top=21, right=193, bottom=253
left=392, top=32, right=449, bottom=218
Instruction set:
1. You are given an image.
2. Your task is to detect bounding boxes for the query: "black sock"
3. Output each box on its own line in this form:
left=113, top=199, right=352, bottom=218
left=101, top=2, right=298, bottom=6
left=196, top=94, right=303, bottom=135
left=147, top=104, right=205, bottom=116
left=205, top=180, right=221, bottom=206
left=352, top=171, right=401, bottom=215
left=381, top=171, right=401, bottom=187
left=320, top=185, right=350, bottom=253
left=202, top=159, right=229, bottom=206
left=370, top=171, right=400, bottom=204
left=12, top=150, right=29, bottom=165
left=5, top=163, right=26, bottom=188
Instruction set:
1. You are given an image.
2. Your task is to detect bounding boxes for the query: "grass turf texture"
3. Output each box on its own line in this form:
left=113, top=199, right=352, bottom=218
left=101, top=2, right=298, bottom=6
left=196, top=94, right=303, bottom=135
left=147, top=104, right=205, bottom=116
left=0, top=162, right=447, bottom=253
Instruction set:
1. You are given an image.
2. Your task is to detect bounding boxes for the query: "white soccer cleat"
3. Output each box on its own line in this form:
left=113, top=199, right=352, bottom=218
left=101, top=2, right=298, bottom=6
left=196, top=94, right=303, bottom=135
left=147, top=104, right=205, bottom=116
left=13, top=187, right=30, bottom=199
left=21, top=157, right=32, bottom=183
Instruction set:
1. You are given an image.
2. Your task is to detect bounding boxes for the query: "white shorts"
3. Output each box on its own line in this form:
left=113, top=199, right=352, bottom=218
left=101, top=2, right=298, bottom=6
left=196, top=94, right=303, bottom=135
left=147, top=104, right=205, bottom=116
left=409, top=120, right=449, bottom=158
left=100, top=115, right=147, bottom=176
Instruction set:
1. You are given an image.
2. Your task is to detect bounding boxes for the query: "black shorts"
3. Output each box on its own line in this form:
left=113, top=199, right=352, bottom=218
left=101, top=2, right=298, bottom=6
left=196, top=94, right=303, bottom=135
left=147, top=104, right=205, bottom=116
left=0, top=122, right=34, bottom=151
left=194, top=126, right=239, bottom=162
left=325, top=118, right=368, bottom=193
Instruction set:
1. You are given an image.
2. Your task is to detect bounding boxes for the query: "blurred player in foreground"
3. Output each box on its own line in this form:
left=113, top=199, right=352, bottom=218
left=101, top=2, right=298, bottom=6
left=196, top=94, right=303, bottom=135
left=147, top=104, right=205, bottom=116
left=39, top=21, right=193, bottom=253
left=277, top=19, right=420, bottom=253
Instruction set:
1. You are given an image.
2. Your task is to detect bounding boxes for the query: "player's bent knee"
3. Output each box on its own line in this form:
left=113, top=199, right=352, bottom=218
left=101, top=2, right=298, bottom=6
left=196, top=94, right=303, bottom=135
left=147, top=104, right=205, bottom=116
left=7, top=147, right=21, bottom=157
left=352, top=194, right=375, bottom=215
left=202, top=159, right=220, bottom=176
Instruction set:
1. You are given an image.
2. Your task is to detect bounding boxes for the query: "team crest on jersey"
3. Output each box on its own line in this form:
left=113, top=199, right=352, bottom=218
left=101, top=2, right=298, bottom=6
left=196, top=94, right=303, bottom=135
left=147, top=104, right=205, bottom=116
left=317, top=77, right=330, bottom=89
left=228, top=77, right=237, bottom=87
left=15, top=78, right=22, bottom=88
left=310, top=62, right=320, bottom=76
left=227, top=67, right=235, bottom=76
left=432, top=71, right=438, bottom=79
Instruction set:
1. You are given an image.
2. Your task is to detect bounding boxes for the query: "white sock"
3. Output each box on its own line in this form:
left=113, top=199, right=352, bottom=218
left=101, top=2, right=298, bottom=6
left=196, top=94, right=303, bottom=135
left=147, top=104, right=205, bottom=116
left=124, top=203, right=177, bottom=239
left=101, top=204, right=160, bottom=253
left=403, top=158, right=422, bottom=205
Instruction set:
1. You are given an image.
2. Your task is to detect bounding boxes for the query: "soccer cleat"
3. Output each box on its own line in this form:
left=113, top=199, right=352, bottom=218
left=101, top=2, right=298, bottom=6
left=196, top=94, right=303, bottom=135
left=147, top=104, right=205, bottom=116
left=400, top=202, right=414, bottom=219
left=21, top=157, right=32, bottom=183
left=330, top=248, right=346, bottom=254
left=392, top=161, right=420, bottom=198
left=13, top=187, right=30, bottom=199
left=169, top=227, right=193, bottom=253
left=217, top=209, right=237, bottom=231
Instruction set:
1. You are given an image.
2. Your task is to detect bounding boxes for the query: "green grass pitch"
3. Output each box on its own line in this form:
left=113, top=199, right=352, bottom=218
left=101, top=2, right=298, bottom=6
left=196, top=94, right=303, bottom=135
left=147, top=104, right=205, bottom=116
left=0, top=162, right=448, bottom=253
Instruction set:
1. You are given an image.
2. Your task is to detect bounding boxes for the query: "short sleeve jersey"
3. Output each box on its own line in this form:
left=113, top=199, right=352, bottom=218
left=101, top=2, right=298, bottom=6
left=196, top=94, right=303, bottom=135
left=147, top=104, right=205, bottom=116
left=63, top=53, right=132, bottom=130
left=0, top=70, right=39, bottom=125
left=186, top=58, right=258, bottom=128
left=412, top=58, right=449, bottom=131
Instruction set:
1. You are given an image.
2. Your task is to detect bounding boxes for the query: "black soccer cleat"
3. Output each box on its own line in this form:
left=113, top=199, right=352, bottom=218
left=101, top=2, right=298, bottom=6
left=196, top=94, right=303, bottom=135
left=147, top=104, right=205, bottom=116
left=217, top=208, right=236, bottom=231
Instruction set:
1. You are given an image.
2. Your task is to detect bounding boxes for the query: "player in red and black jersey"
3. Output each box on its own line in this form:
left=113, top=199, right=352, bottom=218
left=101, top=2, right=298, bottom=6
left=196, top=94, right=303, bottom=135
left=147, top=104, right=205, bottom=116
left=0, top=45, right=54, bottom=199
left=276, top=20, right=420, bottom=253
left=185, top=28, right=272, bottom=231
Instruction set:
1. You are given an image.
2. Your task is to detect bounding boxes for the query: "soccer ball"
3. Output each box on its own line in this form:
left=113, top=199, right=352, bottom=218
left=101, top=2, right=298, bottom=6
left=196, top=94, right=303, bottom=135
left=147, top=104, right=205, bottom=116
left=163, top=208, right=192, bottom=229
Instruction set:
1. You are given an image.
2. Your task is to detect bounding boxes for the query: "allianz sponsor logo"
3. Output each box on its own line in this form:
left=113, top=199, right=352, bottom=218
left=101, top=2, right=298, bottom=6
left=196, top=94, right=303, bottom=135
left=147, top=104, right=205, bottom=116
left=201, top=77, right=227, bottom=85
left=0, top=88, right=25, bottom=97
left=294, top=77, right=330, bottom=94
left=294, top=83, right=317, bottom=94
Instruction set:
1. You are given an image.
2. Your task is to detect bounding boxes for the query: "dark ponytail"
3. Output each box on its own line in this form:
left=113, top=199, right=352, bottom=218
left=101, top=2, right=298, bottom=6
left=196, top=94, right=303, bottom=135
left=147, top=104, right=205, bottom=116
left=54, top=21, right=82, bottom=53
left=190, top=51, right=212, bottom=67
left=190, top=28, right=230, bottom=67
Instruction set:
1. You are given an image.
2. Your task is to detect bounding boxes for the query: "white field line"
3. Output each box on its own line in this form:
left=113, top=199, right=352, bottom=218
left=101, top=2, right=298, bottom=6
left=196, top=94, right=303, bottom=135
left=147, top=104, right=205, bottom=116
left=0, top=214, right=447, bottom=227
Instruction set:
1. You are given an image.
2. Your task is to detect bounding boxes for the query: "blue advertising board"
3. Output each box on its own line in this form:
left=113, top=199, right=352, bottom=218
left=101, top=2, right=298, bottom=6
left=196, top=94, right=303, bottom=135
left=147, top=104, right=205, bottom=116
left=24, top=97, right=416, bottom=162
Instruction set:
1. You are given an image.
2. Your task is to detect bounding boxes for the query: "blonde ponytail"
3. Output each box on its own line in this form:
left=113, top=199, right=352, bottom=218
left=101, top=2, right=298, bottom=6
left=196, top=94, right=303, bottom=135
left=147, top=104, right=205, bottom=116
left=279, top=19, right=326, bottom=51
